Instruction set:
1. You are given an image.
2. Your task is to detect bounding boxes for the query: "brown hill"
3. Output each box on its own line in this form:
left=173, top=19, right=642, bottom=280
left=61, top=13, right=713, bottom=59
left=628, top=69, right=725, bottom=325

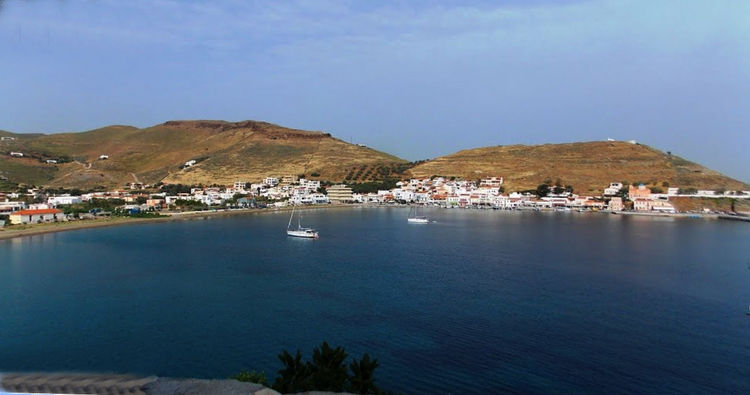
left=0, top=120, right=405, bottom=189
left=2, top=125, right=747, bottom=194
left=408, top=141, right=749, bottom=194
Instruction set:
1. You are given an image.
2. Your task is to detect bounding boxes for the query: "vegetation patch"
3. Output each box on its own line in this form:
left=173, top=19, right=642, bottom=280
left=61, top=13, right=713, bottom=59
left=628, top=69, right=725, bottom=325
left=233, top=341, right=387, bottom=394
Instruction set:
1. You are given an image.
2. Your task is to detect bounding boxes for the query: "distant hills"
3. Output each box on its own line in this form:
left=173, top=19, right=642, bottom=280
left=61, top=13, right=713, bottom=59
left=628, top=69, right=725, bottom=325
left=409, top=141, right=749, bottom=194
left=0, top=120, right=406, bottom=189
left=1, top=120, right=747, bottom=193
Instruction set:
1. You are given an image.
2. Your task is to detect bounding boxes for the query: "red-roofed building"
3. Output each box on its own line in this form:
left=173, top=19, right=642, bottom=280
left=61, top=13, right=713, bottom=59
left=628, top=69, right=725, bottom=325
left=9, top=208, right=65, bottom=225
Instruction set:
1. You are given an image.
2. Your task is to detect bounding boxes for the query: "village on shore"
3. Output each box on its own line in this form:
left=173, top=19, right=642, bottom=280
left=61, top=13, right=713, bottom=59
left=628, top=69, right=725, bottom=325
left=2, top=172, right=749, bottom=229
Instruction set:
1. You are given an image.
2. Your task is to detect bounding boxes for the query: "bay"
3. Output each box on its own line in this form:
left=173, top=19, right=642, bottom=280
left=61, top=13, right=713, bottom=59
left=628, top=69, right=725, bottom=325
left=1, top=208, right=749, bottom=393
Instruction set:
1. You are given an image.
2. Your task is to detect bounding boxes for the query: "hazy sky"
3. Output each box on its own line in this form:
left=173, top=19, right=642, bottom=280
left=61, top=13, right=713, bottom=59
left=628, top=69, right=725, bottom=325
left=1, top=0, right=749, bottom=181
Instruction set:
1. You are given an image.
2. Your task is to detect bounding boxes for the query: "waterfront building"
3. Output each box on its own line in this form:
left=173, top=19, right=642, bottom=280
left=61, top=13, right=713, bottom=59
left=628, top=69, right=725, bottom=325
left=608, top=197, right=624, bottom=211
left=327, top=184, right=353, bottom=203
left=10, top=208, right=65, bottom=225
left=651, top=200, right=676, bottom=213
left=633, top=198, right=652, bottom=211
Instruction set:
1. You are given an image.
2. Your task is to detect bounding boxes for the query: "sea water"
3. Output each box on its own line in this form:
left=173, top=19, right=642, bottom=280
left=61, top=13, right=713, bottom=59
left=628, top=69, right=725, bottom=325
left=1, top=208, right=749, bottom=393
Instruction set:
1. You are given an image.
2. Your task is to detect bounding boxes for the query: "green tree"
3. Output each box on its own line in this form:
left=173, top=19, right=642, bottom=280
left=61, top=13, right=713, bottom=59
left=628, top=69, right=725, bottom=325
left=311, top=342, right=349, bottom=392
left=536, top=184, right=550, bottom=197
left=347, top=353, right=380, bottom=394
left=273, top=349, right=313, bottom=393
left=261, top=342, right=387, bottom=393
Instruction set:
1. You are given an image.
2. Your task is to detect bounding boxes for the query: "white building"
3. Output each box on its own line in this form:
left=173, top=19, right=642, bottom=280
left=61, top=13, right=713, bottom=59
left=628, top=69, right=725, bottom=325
left=479, top=177, right=504, bottom=187
left=99, top=155, right=109, bottom=160
left=603, top=182, right=623, bottom=196
left=233, top=181, right=247, bottom=191
left=48, top=195, right=83, bottom=206
left=493, top=195, right=511, bottom=208
left=327, top=184, right=353, bottom=203
left=0, top=200, right=26, bottom=213
left=299, top=178, right=321, bottom=191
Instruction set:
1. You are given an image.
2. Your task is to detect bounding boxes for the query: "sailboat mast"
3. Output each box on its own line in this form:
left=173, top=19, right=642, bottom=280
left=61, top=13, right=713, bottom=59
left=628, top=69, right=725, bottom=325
left=288, top=206, right=294, bottom=229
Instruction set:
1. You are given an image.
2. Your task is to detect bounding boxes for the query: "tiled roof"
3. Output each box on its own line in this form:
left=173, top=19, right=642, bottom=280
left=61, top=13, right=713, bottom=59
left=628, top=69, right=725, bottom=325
left=12, top=208, right=62, bottom=215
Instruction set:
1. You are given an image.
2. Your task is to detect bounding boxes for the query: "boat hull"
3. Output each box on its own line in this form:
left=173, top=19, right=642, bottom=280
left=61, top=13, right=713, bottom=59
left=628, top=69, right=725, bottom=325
left=407, top=218, right=429, bottom=224
left=287, top=230, right=319, bottom=238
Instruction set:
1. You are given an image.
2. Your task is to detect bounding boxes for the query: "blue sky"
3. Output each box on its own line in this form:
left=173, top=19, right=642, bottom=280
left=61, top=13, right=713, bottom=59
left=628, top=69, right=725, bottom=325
left=1, top=0, right=749, bottom=181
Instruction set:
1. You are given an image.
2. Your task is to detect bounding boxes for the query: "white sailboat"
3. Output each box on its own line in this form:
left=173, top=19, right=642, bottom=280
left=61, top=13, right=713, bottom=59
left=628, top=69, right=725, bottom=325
left=286, top=206, right=319, bottom=238
left=407, top=205, right=430, bottom=224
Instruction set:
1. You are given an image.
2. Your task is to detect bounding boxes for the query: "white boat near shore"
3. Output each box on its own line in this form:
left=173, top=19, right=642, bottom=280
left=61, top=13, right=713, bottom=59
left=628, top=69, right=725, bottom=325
left=286, top=206, right=319, bottom=238
left=407, top=206, right=430, bottom=224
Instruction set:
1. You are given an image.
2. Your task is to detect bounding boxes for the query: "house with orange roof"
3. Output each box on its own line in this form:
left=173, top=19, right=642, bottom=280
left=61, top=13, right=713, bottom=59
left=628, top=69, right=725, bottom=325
left=9, top=208, right=66, bottom=225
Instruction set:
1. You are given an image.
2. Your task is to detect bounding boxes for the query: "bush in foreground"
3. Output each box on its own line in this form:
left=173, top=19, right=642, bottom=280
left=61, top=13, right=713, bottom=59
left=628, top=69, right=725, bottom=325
left=233, top=341, right=386, bottom=394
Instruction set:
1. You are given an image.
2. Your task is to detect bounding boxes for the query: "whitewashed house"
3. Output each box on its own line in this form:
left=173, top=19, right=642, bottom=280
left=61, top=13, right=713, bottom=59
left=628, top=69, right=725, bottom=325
left=603, top=182, right=623, bottom=196
left=479, top=177, right=504, bottom=187
left=48, top=195, right=83, bottom=206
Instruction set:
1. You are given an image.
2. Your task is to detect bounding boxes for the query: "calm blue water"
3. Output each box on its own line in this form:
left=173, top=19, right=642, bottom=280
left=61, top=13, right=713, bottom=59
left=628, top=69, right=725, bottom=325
left=1, top=208, right=749, bottom=393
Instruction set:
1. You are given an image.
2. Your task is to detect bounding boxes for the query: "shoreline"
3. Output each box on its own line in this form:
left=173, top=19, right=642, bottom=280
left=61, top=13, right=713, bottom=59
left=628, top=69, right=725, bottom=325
left=2, top=205, right=745, bottom=241
left=0, top=204, right=359, bottom=241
